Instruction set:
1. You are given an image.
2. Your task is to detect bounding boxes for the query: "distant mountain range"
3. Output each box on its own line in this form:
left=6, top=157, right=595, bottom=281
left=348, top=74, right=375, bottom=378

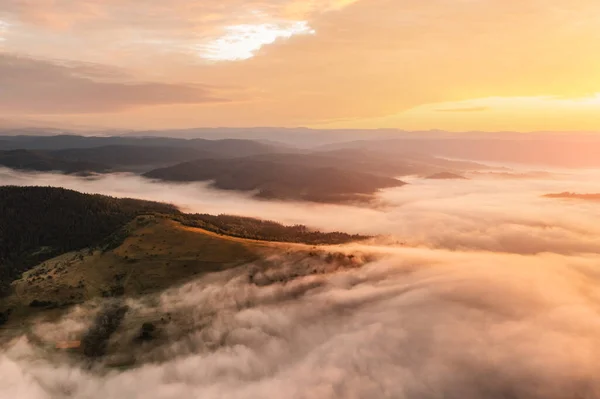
left=0, top=134, right=284, bottom=154
left=3, top=128, right=599, bottom=167
left=144, top=157, right=405, bottom=203
left=143, top=149, right=486, bottom=202
left=0, top=149, right=109, bottom=174
left=0, top=137, right=288, bottom=173
left=318, top=137, right=600, bottom=168
left=0, top=134, right=487, bottom=204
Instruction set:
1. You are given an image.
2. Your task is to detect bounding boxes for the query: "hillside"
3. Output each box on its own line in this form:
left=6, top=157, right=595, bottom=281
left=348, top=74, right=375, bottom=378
left=0, top=135, right=286, bottom=156
left=246, top=150, right=486, bottom=177
left=0, top=216, right=261, bottom=342
left=0, top=186, right=365, bottom=296
left=145, top=158, right=404, bottom=203
left=3, top=217, right=260, bottom=311
left=175, top=214, right=367, bottom=244
left=0, top=136, right=292, bottom=173
left=0, top=186, right=178, bottom=295
left=0, top=149, right=109, bottom=174
left=0, top=216, right=368, bottom=362
left=48, top=145, right=218, bottom=172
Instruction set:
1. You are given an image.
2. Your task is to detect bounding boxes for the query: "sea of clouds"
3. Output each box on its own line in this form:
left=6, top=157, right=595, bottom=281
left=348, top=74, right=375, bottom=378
left=1, top=166, right=600, bottom=254
left=1, top=166, right=600, bottom=398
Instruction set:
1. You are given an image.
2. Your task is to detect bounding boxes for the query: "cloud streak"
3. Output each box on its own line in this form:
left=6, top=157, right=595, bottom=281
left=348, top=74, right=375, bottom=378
left=0, top=0, right=359, bottom=30
left=435, top=106, right=489, bottom=113
left=2, top=166, right=600, bottom=254
left=0, top=54, right=226, bottom=113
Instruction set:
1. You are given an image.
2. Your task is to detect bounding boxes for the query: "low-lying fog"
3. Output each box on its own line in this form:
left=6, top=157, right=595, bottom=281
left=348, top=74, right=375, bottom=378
left=2, top=166, right=600, bottom=254
left=2, top=165, right=600, bottom=398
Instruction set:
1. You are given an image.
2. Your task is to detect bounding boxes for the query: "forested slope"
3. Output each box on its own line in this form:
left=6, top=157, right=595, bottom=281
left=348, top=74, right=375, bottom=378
left=0, top=186, right=178, bottom=294
left=0, top=186, right=368, bottom=295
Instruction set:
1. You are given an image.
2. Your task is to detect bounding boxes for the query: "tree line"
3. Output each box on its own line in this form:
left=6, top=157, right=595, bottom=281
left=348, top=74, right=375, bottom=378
left=0, top=186, right=177, bottom=295
left=175, top=213, right=367, bottom=245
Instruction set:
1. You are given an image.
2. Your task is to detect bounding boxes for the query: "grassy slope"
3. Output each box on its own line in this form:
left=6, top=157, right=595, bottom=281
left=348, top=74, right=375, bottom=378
left=0, top=216, right=369, bottom=367
left=1, top=216, right=262, bottom=332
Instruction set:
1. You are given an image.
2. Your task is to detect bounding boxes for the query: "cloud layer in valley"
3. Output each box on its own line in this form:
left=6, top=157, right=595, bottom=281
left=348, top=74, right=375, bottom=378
left=3, top=246, right=600, bottom=398
left=2, top=165, right=600, bottom=398
left=2, top=166, right=600, bottom=255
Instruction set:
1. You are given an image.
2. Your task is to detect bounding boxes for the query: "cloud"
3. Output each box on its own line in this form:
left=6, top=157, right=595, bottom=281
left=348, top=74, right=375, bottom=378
left=2, top=165, right=600, bottom=255
left=2, top=0, right=600, bottom=128
left=199, top=21, right=316, bottom=62
left=0, top=19, right=9, bottom=42
left=3, top=247, right=600, bottom=398
left=436, top=106, right=489, bottom=113
left=0, top=54, right=226, bottom=113
left=344, top=94, right=600, bottom=132
left=3, top=162, right=600, bottom=397
left=0, top=0, right=359, bottom=31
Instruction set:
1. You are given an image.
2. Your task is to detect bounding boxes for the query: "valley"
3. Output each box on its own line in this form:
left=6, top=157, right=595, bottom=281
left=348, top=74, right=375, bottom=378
left=2, top=141, right=600, bottom=398
left=0, top=135, right=487, bottom=204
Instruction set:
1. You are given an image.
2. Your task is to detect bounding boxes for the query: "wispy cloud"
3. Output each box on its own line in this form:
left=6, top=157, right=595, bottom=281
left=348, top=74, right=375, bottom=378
left=2, top=0, right=600, bottom=129
left=0, top=54, right=227, bottom=113
left=436, top=106, right=489, bottom=113
left=0, top=19, right=9, bottom=42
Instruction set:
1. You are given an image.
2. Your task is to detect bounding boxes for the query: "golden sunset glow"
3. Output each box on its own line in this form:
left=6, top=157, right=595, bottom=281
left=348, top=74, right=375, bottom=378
left=5, top=2, right=600, bottom=395
left=201, top=21, right=315, bottom=61
left=1, top=0, right=600, bottom=131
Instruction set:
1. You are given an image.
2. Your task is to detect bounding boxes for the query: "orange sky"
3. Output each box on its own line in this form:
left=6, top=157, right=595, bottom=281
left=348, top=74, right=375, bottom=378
left=1, top=0, right=600, bottom=131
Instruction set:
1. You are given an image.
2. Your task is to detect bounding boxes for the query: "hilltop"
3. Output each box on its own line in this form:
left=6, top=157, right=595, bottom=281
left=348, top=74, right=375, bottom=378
left=145, top=158, right=404, bottom=203
left=0, top=186, right=178, bottom=295
left=0, top=186, right=365, bottom=297
left=0, top=213, right=368, bottom=362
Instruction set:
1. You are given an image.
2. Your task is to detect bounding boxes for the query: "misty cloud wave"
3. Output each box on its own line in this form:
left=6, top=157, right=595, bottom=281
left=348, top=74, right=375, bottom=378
left=2, top=165, right=600, bottom=398
left=2, top=166, right=600, bottom=254
left=3, top=248, right=600, bottom=398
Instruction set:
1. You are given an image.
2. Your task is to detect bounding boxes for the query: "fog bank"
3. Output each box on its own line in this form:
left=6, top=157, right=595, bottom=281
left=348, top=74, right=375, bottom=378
left=2, top=167, right=600, bottom=254
left=2, top=165, right=600, bottom=398
left=3, top=248, right=600, bottom=398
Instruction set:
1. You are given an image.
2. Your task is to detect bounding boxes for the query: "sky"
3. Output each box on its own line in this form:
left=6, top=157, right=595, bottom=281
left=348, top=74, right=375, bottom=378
left=1, top=0, right=600, bottom=131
